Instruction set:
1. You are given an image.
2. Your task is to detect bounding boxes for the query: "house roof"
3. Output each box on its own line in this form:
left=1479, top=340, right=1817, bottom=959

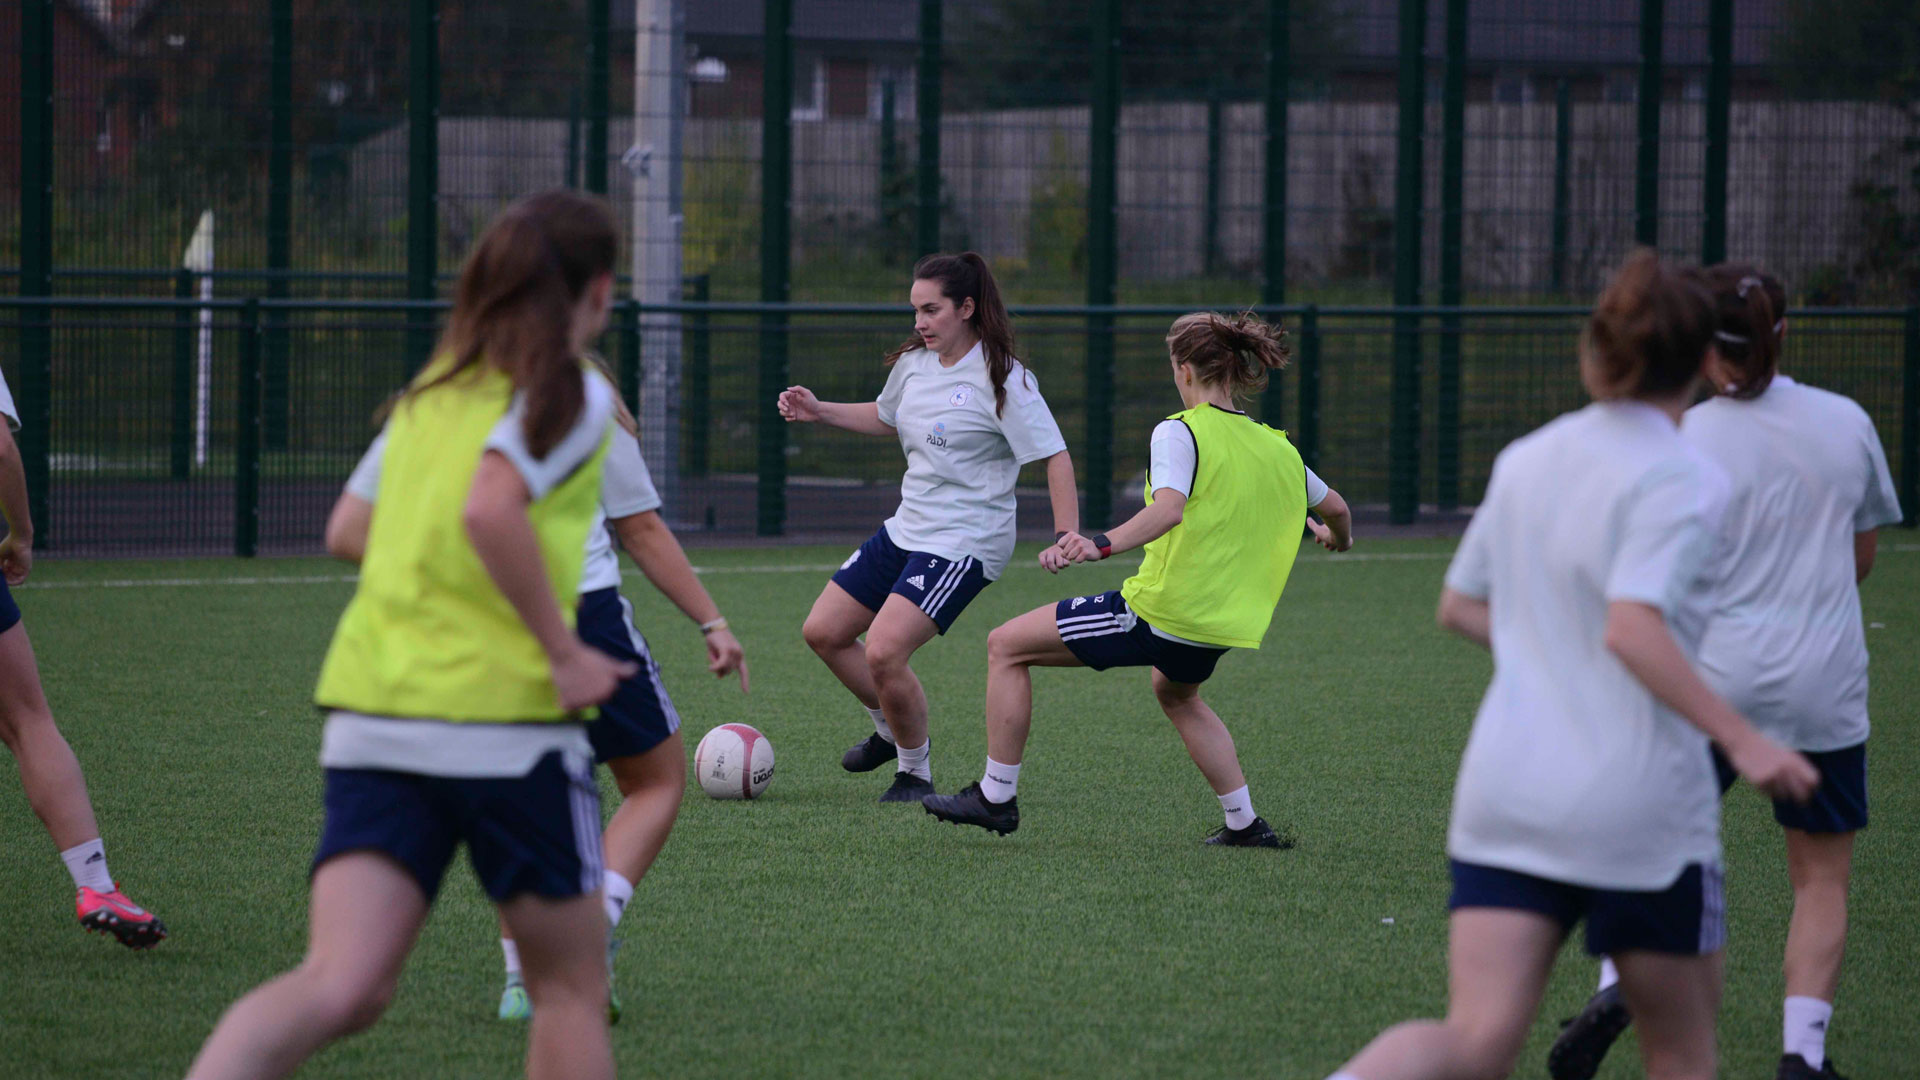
left=1316, top=0, right=1783, bottom=69
left=637, top=0, right=919, bottom=46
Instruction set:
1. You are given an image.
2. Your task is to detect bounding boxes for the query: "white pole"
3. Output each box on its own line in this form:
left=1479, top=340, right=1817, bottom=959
left=628, top=0, right=683, bottom=519
left=183, top=210, right=216, bottom=468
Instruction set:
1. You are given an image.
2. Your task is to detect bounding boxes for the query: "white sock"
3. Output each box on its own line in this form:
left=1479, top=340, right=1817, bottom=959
left=1218, top=786, right=1256, bottom=831
left=1597, top=956, right=1620, bottom=992
left=896, top=739, right=931, bottom=781
left=980, top=757, right=1021, bottom=804
left=1783, top=995, right=1833, bottom=1068
left=60, top=839, right=113, bottom=893
left=867, top=705, right=893, bottom=743
left=501, top=938, right=522, bottom=979
left=603, top=869, right=635, bottom=929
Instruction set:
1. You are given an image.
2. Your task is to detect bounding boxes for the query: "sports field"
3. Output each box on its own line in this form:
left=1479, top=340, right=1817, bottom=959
left=1, top=538, right=1915, bottom=1079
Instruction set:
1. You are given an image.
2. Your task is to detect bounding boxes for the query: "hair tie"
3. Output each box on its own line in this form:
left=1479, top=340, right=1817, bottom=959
left=1714, top=329, right=1749, bottom=345
left=1736, top=275, right=1763, bottom=299
left=1773, top=318, right=1785, bottom=335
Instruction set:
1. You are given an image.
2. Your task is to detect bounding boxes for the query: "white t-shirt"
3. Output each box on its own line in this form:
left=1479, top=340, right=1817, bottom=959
left=1444, top=401, right=1731, bottom=890
left=1146, top=416, right=1328, bottom=506
left=343, top=391, right=657, bottom=595
left=0, top=368, right=18, bottom=430
left=875, top=342, right=1067, bottom=580
left=322, top=371, right=615, bottom=779
left=1682, top=376, right=1903, bottom=751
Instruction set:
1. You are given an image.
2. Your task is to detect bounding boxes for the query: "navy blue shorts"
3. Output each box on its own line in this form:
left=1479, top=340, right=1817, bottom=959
left=313, top=750, right=603, bottom=904
left=576, top=587, right=681, bottom=763
left=1712, top=741, right=1868, bottom=834
left=0, top=577, right=19, bottom=636
left=830, top=526, right=990, bottom=634
left=1449, top=859, right=1726, bottom=957
left=1055, top=590, right=1228, bottom=686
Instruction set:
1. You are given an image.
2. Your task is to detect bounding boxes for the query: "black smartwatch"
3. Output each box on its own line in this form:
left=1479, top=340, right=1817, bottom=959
left=1091, top=532, right=1112, bottom=559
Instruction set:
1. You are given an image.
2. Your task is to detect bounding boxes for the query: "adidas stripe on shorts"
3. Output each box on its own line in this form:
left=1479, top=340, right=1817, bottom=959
left=830, top=525, right=991, bottom=634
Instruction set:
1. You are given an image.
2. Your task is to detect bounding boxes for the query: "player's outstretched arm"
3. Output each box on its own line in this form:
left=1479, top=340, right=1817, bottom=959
left=1436, top=587, right=1489, bottom=649
left=1307, top=487, right=1353, bottom=552
left=325, top=494, right=373, bottom=565
left=611, top=509, right=748, bottom=691
left=0, top=422, right=33, bottom=585
left=775, top=386, right=896, bottom=436
left=1057, top=489, right=1187, bottom=563
left=1603, top=600, right=1819, bottom=803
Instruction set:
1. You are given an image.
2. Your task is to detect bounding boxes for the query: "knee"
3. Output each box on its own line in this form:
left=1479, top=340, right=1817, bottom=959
left=800, top=615, right=844, bottom=657
left=986, top=624, right=1019, bottom=666
left=865, top=636, right=914, bottom=681
left=298, top=963, right=397, bottom=1037
left=1438, top=1017, right=1527, bottom=1080
left=1151, top=676, right=1197, bottom=714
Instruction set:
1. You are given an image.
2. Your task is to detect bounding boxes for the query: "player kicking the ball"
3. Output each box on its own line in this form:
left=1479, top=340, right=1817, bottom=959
left=923, top=310, right=1350, bottom=844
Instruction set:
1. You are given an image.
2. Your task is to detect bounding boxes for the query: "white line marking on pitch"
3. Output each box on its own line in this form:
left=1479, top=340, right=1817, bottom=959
left=16, top=543, right=1913, bottom=591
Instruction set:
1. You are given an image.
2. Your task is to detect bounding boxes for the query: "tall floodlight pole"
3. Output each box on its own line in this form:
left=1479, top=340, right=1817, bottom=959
left=631, top=0, right=684, bottom=516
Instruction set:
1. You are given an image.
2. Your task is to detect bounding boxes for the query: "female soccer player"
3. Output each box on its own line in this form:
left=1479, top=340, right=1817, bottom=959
left=777, top=252, right=1078, bottom=803
left=1548, top=267, right=1900, bottom=1080
left=0, top=370, right=165, bottom=948
left=327, top=368, right=748, bottom=1023
left=1325, top=251, right=1820, bottom=1080
left=921, top=310, right=1351, bottom=844
left=187, top=190, right=633, bottom=1080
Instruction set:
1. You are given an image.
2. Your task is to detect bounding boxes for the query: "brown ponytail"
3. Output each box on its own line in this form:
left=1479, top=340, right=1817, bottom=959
left=1579, top=249, right=1717, bottom=403
left=1165, top=310, right=1291, bottom=401
left=1703, top=263, right=1785, bottom=399
left=397, top=189, right=618, bottom=458
left=883, top=251, right=1024, bottom=417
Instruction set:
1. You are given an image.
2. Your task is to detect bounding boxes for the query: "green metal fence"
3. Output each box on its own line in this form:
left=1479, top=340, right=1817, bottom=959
left=2, top=296, right=1913, bottom=556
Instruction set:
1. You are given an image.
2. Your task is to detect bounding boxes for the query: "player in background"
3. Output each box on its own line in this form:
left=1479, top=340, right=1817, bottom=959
left=325, top=363, right=748, bottom=1024
left=187, top=190, right=633, bottom=1080
left=0, top=369, right=166, bottom=948
left=921, top=310, right=1350, bottom=845
left=777, top=252, right=1078, bottom=803
left=1326, top=251, right=1819, bottom=1080
left=1548, top=268, right=1901, bottom=1080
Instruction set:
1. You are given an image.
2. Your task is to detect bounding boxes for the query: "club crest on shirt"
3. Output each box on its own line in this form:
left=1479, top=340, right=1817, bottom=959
left=948, top=385, right=972, bottom=407
left=925, top=420, right=949, bottom=449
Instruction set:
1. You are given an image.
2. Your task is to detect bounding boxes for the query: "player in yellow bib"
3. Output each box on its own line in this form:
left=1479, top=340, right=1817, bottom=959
left=924, top=311, right=1352, bottom=844
left=187, top=191, right=634, bottom=1080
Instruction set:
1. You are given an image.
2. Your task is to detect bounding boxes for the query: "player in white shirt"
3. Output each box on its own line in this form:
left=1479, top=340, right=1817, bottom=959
left=0, top=368, right=168, bottom=948
left=325, top=361, right=747, bottom=1025
left=1550, top=268, right=1902, bottom=1080
left=1327, top=251, right=1818, bottom=1080
left=778, top=253, right=1078, bottom=803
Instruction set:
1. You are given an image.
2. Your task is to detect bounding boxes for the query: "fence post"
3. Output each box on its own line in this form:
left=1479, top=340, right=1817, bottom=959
left=566, top=86, right=582, bottom=189
left=1702, top=0, right=1732, bottom=264
left=685, top=273, right=711, bottom=476
left=1635, top=0, right=1663, bottom=248
left=880, top=79, right=899, bottom=242
left=1259, top=0, right=1290, bottom=430
left=617, top=300, right=641, bottom=419
left=1551, top=79, right=1571, bottom=295
left=406, top=0, right=440, bottom=376
left=1297, top=305, right=1320, bottom=471
left=1204, top=85, right=1224, bottom=277
left=264, top=0, right=293, bottom=451
left=19, top=0, right=54, bottom=545
left=235, top=299, right=263, bottom=558
left=1904, top=307, right=1919, bottom=526
left=916, top=0, right=943, bottom=257
left=172, top=271, right=195, bottom=480
left=1436, top=0, right=1466, bottom=513
left=1390, top=0, right=1427, bottom=525
left=759, top=0, right=793, bottom=536
left=1085, top=0, right=1120, bottom=531
left=586, top=0, right=610, bottom=195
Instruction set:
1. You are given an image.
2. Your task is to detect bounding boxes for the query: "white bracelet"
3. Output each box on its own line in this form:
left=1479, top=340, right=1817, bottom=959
left=699, top=616, right=729, bottom=634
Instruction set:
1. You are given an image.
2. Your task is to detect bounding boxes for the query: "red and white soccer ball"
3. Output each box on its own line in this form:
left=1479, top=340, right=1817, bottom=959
left=694, top=723, right=775, bottom=800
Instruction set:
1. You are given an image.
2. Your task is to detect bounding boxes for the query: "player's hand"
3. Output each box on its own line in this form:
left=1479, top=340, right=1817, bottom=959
left=0, top=532, right=32, bottom=586
left=776, top=385, right=821, bottom=423
left=706, top=628, right=749, bottom=693
left=1056, top=531, right=1102, bottom=563
left=1727, top=734, right=1820, bottom=804
left=1038, top=544, right=1071, bottom=573
left=1307, top=518, right=1350, bottom=552
left=551, top=640, right=638, bottom=712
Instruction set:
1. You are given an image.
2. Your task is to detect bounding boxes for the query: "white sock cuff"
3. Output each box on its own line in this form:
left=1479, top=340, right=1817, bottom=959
left=501, top=938, right=522, bottom=976
left=866, top=706, right=893, bottom=741
left=603, top=869, right=636, bottom=927
left=980, top=757, right=1021, bottom=804
left=1598, top=957, right=1621, bottom=992
left=60, top=838, right=113, bottom=893
left=1218, top=786, right=1256, bottom=830
left=896, top=739, right=931, bottom=779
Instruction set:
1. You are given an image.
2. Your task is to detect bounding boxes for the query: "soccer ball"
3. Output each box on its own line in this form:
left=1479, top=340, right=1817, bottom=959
left=694, top=723, right=775, bottom=800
